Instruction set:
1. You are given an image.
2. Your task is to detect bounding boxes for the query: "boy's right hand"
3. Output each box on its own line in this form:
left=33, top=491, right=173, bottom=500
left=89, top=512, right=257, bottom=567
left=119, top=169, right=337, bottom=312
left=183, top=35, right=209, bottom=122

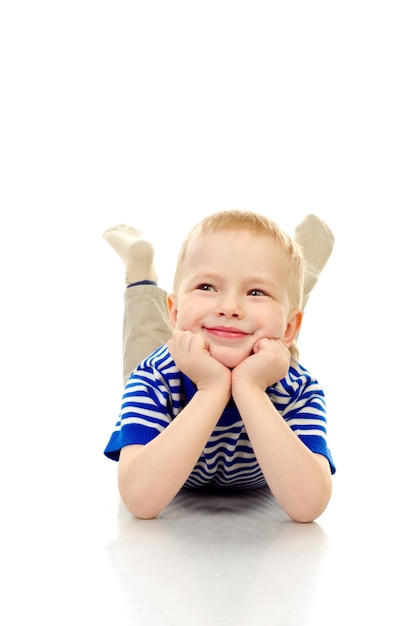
left=167, top=330, right=232, bottom=395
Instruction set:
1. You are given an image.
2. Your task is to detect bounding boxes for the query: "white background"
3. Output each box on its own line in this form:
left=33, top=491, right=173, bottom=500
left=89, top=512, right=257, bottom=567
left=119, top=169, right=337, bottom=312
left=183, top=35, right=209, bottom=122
left=1, top=2, right=416, bottom=623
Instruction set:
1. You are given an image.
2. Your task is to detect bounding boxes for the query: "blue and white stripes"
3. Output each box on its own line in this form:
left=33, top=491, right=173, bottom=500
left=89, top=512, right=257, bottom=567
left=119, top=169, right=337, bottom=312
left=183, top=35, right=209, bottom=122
left=104, top=344, right=335, bottom=487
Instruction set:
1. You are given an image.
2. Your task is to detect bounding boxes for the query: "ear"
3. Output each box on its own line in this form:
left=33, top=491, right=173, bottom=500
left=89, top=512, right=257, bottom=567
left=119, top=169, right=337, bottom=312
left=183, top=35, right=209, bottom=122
left=166, top=293, right=178, bottom=328
left=282, top=309, right=303, bottom=348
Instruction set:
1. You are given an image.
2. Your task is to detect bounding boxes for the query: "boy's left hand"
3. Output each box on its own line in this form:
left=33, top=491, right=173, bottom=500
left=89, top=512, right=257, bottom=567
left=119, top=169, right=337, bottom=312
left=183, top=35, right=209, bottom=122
left=232, top=337, right=291, bottom=390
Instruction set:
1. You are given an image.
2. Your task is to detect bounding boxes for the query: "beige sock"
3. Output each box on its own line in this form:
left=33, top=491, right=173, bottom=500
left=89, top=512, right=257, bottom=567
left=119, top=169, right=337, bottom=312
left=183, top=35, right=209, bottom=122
left=103, top=224, right=158, bottom=285
left=294, top=214, right=335, bottom=309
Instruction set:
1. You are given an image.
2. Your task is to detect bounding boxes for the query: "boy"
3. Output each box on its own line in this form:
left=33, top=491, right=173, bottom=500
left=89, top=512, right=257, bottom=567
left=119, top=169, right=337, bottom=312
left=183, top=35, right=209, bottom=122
left=104, top=210, right=335, bottom=522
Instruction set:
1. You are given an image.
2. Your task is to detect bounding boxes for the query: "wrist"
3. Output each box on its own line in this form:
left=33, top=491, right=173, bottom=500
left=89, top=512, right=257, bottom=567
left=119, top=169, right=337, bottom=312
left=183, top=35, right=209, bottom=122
left=232, top=379, right=265, bottom=402
left=197, top=381, right=231, bottom=401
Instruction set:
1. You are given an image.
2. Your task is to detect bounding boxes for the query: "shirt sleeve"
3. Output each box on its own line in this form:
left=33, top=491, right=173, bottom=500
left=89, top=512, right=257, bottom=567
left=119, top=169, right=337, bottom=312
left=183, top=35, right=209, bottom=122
left=268, top=363, right=336, bottom=474
left=103, top=368, right=174, bottom=461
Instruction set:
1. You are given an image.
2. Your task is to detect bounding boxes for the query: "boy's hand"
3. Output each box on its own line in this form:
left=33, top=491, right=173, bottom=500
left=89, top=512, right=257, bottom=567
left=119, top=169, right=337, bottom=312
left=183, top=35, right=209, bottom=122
left=232, top=337, right=291, bottom=391
left=167, top=330, right=232, bottom=394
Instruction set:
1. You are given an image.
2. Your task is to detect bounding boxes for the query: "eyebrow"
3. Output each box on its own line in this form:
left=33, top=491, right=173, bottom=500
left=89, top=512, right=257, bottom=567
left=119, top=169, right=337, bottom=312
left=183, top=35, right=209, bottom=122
left=187, top=270, right=279, bottom=289
left=186, top=270, right=220, bottom=282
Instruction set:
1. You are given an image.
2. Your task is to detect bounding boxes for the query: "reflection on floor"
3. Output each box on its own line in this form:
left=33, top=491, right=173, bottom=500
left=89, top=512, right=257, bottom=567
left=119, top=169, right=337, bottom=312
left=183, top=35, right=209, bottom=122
left=2, top=458, right=416, bottom=626
left=108, top=487, right=327, bottom=626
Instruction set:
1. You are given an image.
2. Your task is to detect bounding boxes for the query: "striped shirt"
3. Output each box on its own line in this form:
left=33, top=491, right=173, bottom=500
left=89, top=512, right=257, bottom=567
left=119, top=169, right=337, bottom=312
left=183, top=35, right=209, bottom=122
left=104, top=344, right=335, bottom=488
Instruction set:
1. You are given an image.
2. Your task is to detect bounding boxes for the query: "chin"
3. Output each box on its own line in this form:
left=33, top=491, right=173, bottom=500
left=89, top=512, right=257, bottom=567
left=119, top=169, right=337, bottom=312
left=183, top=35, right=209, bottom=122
left=209, top=346, right=249, bottom=370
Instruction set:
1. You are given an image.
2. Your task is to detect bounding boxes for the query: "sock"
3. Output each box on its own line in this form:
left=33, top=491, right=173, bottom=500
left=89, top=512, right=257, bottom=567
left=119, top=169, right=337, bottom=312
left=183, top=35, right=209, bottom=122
left=103, top=224, right=158, bottom=285
left=294, top=214, right=335, bottom=309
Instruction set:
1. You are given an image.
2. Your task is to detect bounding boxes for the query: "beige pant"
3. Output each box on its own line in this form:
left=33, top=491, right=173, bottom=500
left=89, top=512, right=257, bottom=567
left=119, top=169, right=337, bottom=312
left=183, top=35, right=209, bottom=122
left=123, top=285, right=171, bottom=384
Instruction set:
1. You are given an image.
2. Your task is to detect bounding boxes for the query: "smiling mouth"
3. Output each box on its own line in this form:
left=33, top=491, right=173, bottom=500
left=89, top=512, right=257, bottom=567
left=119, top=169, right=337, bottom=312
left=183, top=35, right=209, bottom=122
left=204, top=326, right=249, bottom=340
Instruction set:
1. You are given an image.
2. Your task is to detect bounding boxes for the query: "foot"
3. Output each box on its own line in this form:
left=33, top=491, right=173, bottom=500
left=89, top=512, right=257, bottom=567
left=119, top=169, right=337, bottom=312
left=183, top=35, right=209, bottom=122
left=294, top=214, right=334, bottom=308
left=103, top=224, right=158, bottom=285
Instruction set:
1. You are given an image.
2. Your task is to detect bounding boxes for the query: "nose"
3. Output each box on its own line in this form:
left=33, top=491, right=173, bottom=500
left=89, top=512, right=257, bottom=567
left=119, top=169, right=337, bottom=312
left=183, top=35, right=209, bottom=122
left=216, top=292, right=243, bottom=319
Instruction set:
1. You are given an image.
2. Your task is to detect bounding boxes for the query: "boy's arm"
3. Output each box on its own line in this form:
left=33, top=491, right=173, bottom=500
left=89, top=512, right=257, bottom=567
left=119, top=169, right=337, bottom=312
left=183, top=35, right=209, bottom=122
left=232, top=338, right=332, bottom=523
left=118, top=385, right=229, bottom=519
left=118, top=331, right=231, bottom=519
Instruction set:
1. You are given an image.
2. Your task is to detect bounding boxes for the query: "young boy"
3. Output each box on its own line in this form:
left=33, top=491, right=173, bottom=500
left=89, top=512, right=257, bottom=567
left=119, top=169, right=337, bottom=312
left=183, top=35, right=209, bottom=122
left=103, top=210, right=335, bottom=522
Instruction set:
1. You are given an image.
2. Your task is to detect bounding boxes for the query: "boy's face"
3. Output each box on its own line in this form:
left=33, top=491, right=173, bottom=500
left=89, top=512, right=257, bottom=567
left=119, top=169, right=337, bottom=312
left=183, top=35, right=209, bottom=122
left=168, top=229, right=301, bottom=369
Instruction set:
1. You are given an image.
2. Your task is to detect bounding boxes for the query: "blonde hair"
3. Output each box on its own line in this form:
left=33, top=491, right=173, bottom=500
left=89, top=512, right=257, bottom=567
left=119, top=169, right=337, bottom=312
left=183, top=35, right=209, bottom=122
left=173, top=210, right=305, bottom=359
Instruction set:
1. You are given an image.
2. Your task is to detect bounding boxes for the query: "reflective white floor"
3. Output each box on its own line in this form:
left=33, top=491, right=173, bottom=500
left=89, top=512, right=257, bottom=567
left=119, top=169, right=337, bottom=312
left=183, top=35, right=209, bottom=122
left=2, top=433, right=416, bottom=626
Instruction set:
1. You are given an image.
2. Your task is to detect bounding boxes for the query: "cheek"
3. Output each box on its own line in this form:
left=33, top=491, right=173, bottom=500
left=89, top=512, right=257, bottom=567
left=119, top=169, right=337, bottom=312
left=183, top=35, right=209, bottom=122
left=176, top=297, right=206, bottom=326
left=174, top=305, right=195, bottom=331
left=263, top=308, right=287, bottom=337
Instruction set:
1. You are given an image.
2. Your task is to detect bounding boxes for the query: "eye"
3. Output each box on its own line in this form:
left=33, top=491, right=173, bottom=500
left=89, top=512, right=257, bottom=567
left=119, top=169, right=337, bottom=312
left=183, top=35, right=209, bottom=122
left=197, top=283, right=216, bottom=292
left=247, top=288, right=266, bottom=297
